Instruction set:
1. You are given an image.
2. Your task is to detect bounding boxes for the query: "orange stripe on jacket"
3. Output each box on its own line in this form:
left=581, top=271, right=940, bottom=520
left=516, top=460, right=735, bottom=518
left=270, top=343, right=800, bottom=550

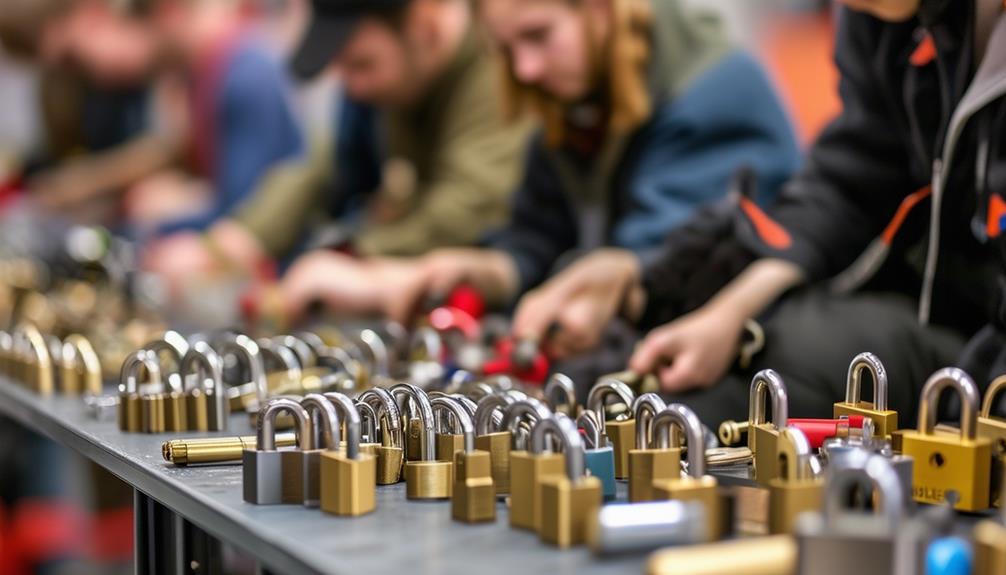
left=881, top=186, right=932, bottom=245
left=739, top=197, right=793, bottom=250
left=988, top=194, right=1006, bottom=239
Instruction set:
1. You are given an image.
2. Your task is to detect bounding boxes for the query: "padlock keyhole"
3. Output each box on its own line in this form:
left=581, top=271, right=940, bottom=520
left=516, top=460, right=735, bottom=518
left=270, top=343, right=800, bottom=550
left=929, top=452, right=946, bottom=468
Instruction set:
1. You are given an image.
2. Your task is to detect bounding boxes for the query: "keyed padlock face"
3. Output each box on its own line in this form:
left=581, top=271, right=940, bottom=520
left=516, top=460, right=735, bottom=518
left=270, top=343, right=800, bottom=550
left=509, top=451, right=565, bottom=531
left=628, top=448, right=682, bottom=503
left=375, top=445, right=404, bottom=485
left=320, top=452, right=377, bottom=516
left=475, top=432, right=511, bottom=495
left=538, top=475, right=603, bottom=548
left=901, top=432, right=992, bottom=511
left=404, top=460, right=453, bottom=500
left=452, top=450, right=496, bottom=523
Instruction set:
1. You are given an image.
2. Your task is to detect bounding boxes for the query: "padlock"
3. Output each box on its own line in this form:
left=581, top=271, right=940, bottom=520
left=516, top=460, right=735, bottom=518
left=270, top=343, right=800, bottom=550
left=900, top=367, right=992, bottom=511
left=651, top=404, right=725, bottom=541
left=395, top=383, right=452, bottom=499
left=296, top=394, right=340, bottom=507
left=143, top=337, right=188, bottom=432
left=59, top=334, right=102, bottom=395
left=534, top=414, right=603, bottom=547
left=433, top=395, right=468, bottom=461
left=833, top=352, right=898, bottom=438
left=978, top=375, right=1006, bottom=507
left=242, top=397, right=311, bottom=505
left=220, top=334, right=268, bottom=413
left=973, top=480, right=1006, bottom=575
left=648, top=535, right=798, bottom=575
left=506, top=398, right=563, bottom=530
left=795, top=450, right=906, bottom=575
left=589, top=500, right=707, bottom=556
left=767, top=426, right=824, bottom=535
left=425, top=396, right=496, bottom=522
left=358, top=387, right=404, bottom=484
left=924, top=537, right=972, bottom=575
left=474, top=393, right=517, bottom=495
left=628, top=393, right=671, bottom=502
left=749, top=369, right=789, bottom=485
left=118, top=349, right=162, bottom=432
left=587, top=377, right=636, bottom=479
left=356, top=400, right=378, bottom=445
left=320, top=391, right=377, bottom=516
left=544, top=373, right=578, bottom=416
left=259, top=337, right=304, bottom=397
left=180, top=341, right=228, bottom=432
left=14, top=323, right=54, bottom=395
left=577, top=410, right=616, bottom=501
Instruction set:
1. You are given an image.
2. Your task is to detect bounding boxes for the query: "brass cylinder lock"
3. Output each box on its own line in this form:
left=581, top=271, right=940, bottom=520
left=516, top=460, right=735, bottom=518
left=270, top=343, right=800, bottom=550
left=587, top=378, right=636, bottom=479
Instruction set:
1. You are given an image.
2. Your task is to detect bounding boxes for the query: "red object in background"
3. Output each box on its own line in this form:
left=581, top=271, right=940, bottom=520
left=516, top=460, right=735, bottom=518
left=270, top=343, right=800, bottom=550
left=788, top=416, right=865, bottom=449
left=428, top=306, right=481, bottom=342
left=482, top=338, right=550, bottom=385
left=445, top=284, right=485, bottom=320
left=0, top=175, right=23, bottom=211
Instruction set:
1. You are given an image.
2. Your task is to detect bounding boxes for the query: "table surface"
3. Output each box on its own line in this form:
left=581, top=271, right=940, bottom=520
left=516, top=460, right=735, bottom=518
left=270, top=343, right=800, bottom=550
left=0, top=376, right=661, bottom=575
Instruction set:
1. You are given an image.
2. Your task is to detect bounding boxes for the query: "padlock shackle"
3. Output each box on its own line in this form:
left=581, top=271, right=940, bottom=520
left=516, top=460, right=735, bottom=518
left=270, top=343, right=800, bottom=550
left=577, top=410, right=602, bottom=450
left=652, top=404, right=706, bottom=477
left=431, top=397, right=475, bottom=452
left=824, top=451, right=904, bottom=529
left=587, top=379, right=636, bottom=435
left=544, top=373, right=577, bottom=412
left=358, top=387, right=403, bottom=448
left=15, top=322, right=53, bottom=368
left=256, top=338, right=303, bottom=384
left=119, top=349, right=162, bottom=394
left=777, top=426, right=814, bottom=482
left=315, top=345, right=356, bottom=378
left=356, top=328, right=390, bottom=377
left=61, top=334, right=102, bottom=395
left=323, top=392, right=364, bottom=459
left=292, top=331, right=329, bottom=364
left=462, top=381, right=496, bottom=402
left=409, top=326, right=443, bottom=364
left=486, top=374, right=519, bottom=393
left=142, top=337, right=186, bottom=393
left=272, top=334, right=315, bottom=369
left=530, top=414, right=586, bottom=480
left=748, top=369, right=788, bottom=430
left=355, top=401, right=378, bottom=444
left=632, top=393, right=668, bottom=449
left=501, top=398, right=553, bottom=447
left=257, top=397, right=311, bottom=451
left=391, top=383, right=437, bottom=460
left=981, top=375, right=1006, bottom=419
left=452, top=394, right=478, bottom=418
left=473, top=393, right=514, bottom=435
left=162, top=331, right=191, bottom=359
left=845, top=352, right=889, bottom=411
left=220, top=335, right=267, bottom=405
left=180, top=341, right=224, bottom=395
left=302, top=394, right=340, bottom=451
left=917, top=367, right=981, bottom=440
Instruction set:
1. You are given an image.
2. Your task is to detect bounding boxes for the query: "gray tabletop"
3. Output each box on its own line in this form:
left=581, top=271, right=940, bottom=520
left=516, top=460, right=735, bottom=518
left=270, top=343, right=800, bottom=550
left=0, top=376, right=649, bottom=575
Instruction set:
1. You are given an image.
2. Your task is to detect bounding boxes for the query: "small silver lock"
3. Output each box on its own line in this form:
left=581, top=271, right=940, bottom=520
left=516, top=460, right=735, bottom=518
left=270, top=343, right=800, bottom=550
left=242, top=397, right=311, bottom=505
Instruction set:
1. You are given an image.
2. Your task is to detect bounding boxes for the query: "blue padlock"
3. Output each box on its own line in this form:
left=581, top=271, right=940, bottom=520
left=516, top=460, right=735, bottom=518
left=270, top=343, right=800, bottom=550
left=926, top=537, right=972, bottom=575
left=579, top=410, right=617, bottom=501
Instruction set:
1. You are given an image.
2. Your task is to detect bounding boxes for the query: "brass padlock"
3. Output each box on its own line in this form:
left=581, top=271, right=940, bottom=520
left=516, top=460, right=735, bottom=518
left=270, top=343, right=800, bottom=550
left=587, top=377, right=637, bottom=479
left=534, top=414, right=603, bottom=548
left=507, top=398, right=563, bottom=530
left=628, top=393, right=672, bottom=502
left=396, top=383, right=452, bottom=499
left=544, top=373, right=578, bottom=416
left=427, top=396, right=496, bottom=522
left=833, top=352, right=898, bottom=438
left=144, top=338, right=188, bottom=433
left=118, top=349, right=162, bottom=432
left=474, top=393, right=517, bottom=495
left=433, top=396, right=469, bottom=461
left=180, top=341, right=229, bottom=432
left=358, top=387, right=404, bottom=484
left=978, top=375, right=1006, bottom=507
left=320, top=391, right=377, bottom=516
left=243, top=397, right=311, bottom=505
left=652, top=403, right=725, bottom=541
left=974, top=479, right=1006, bottom=575
left=296, top=394, right=339, bottom=507
left=60, top=334, right=102, bottom=396
left=749, top=369, right=789, bottom=485
left=767, top=426, right=824, bottom=535
left=14, top=323, right=54, bottom=395
left=901, top=367, right=992, bottom=511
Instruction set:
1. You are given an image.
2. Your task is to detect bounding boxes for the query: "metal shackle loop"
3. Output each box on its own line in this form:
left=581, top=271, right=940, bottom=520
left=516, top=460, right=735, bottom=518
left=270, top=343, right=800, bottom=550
left=257, top=397, right=311, bottom=451
left=587, top=378, right=636, bottom=430
left=633, top=393, right=668, bottom=449
left=356, top=401, right=378, bottom=444
left=824, top=451, right=904, bottom=529
left=221, top=335, right=267, bottom=404
left=256, top=338, right=303, bottom=383
left=120, top=349, right=162, bottom=394
left=462, top=381, right=496, bottom=401
left=474, top=393, right=515, bottom=436
left=180, top=341, right=224, bottom=396
left=652, top=404, right=706, bottom=477
left=61, top=334, right=101, bottom=395
left=431, top=397, right=476, bottom=453
left=358, top=387, right=402, bottom=448
left=530, top=414, right=586, bottom=481
left=748, top=369, right=789, bottom=429
left=273, top=334, right=315, bottom=369
left=293, top=331, right=328, bottom=362
left=452, top=394, right=478, bottom=418
left=501, top=397, right=553, bottom=436
left=143, top=337, right=186, bottom=393
left=162, top=330, right=190, bottom=358
left=846, top=352, right=888, bottom=410
left=410, top=327, right=442, bottom=363
left=917, top=367, right=981, bottom=440
left=301, top=394, right=340, bottom=451
left=778, top=426, right=814, bottom=482
left=981, top=375, right=1006, bottom=419
left=323, top=392, right=363, bottom=460
left=544, top=373, right=577, bottom=411
left=357, top=329, right=390, bottom=377
left=576, top=410, right=603, bottom=450
left=16, top=322, right=53, bottom=374
left=391, top=383, right=436, bottom=460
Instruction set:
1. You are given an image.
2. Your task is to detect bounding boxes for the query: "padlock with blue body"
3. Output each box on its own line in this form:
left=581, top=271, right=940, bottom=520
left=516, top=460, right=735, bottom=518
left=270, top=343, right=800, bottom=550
left=578, top=410, right=617, bottom=500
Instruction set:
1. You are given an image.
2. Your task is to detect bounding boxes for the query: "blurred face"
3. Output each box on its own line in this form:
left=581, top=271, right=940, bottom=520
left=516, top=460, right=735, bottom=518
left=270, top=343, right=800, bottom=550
left=333, top=19, right=417, bottom=107
left=837, top=0, right=920, bottom=21
left=480, top=0, right=604, bottom=103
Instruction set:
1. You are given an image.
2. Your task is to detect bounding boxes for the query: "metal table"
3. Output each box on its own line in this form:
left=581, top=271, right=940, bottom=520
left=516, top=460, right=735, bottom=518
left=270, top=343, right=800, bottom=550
left=0, top=376, right=649, bottom=575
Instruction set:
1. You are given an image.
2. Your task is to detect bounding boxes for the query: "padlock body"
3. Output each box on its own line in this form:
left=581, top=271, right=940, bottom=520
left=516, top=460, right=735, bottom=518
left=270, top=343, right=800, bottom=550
left=281, top=449, right=319, bottom=505
left=833, top=401, right=898, bottom=438
left=900, top=431, right=992, bottom=511
left=436, top=433, right=465, bottom=462
left=628, top=448, right=681, bottom=502
left=375, top=445, right=404, bottom=485
left=606, top=418, right=635, bottom=479
left=475, top=431, right=511, bottom=494
left=243, top=449, right=284, bottom=504
left=404, top=460, right=453, bottom=499
left=320, top=452, right=376, bottom=516
left=142, top=393, right=165, bottom=433
left=205, top=389, right=228, bottom=431
left=796, top=520, right=896, bottom=575
left=119, top=393, right=142, bottom=432
left=977, top=418, right=1006, bottom=507
left=752, top=425, right=780, bottom=485
left=186, top=390, right=209, bottom=431
left=406, top=418, right=423, bottom=461
left=509, top=450, right=564, bottom=531
left=653, top=476, right=723, bottom=541
left=585, top=446, right=617, bottom=501
left=538, top=475, right=602, bottom=548
left=164, top=392, right=188, bottom=432
left=974, top=520, right=1006, bottom=575
left=767, top=478, right=823, bottom=535
left=452, top=450, right=495, bottom=523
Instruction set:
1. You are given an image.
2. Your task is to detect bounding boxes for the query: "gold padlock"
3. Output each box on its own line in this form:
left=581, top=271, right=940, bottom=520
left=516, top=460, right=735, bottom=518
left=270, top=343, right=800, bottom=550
left=748, top=369, right=789, bottom=486
left=544, top=373, right=578, bottom=416
left=978, top=375, right=1006, bottom=507
left=297, top=394, right=341, bottom=507
left=396, top=383, right=452, bottom=499
left=180, top=341, right=229, bottom=432
left=901, top=367, right=992, bottom=511
left=974, top=478, right=1006, bottom=575
left=767, top=426, right=823, bottom=535
left=144, top=337, right=188, bottom=432
left=587, top=377, right=636, bottom=479
left=358, top=387, right=404, bottom=484
left=14, top=323, right=54, bottom=395
left=628, top=393, right=675, bottom=502
left=534, top=414, right=603, bottom=548
left=60, top=334, right=102, bottom=395
left=833, top=352, right=898, bottom=438
left=426, top=396, right=496, bottom=523
left=433, top=395, right=469, bottom=461
left=507, top=398, right=563, bottom=531
left=320, top=391, right=376, bottom=516
left=118, top=349, right=162, bottom=432
left=474, top=393, right=518, bottom=495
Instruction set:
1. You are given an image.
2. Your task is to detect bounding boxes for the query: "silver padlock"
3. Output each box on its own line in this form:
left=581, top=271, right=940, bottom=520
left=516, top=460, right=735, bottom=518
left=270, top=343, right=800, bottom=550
left=544, top=373, right=578, bottom=415
left=242, top=397, right=311, bottom=505
left=589, top=500, right=707, bottom=555
left=587, top=378, right=637, bottom=479
left=298, top=394, right=340, bottom=508
left=221, top=334, right=267, bottom=411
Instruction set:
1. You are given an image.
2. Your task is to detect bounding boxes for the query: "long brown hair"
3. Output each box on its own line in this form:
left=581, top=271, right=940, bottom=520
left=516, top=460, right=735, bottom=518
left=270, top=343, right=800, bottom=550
left=493, top=0, right=654, bottom=147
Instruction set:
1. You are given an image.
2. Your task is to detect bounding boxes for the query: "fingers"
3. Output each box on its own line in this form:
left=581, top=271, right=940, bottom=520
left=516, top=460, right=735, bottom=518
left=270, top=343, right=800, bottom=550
left=657, top=352, right=699, bottom=393
left=628, top=324, right=681, bottom=375
left=546, top=296, right=603, bottom=359
left=511, top=289, right=559, bottom=343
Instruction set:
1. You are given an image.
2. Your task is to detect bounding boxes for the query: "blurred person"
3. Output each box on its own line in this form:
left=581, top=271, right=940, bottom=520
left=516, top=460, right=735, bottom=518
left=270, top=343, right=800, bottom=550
left=279, top=0, right=800, bottom=329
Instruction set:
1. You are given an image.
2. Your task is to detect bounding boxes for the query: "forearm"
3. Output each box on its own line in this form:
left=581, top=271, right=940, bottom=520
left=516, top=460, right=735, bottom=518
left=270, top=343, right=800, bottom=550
left=79, top=136, right=176, bottom=196
left=704, top=258, right=805, bottom=320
